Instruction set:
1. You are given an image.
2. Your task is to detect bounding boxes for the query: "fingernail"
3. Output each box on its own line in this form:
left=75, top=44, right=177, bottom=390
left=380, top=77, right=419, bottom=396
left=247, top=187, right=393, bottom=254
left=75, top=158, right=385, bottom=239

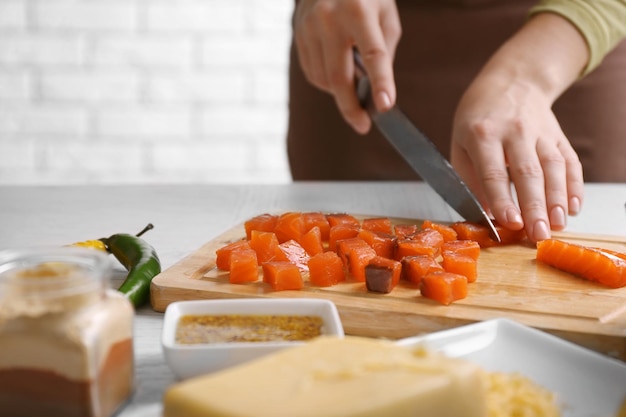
left=549, top=206, right=566, bottom=230
left=353, top=120, right=369, bottom=135
left=569, top=197, right=581, bottom=215
left=506, top=208, right=523, bottom=226
left=377, top=91, right=392, bottom=111
left=532, top=220, right=551, bottom=242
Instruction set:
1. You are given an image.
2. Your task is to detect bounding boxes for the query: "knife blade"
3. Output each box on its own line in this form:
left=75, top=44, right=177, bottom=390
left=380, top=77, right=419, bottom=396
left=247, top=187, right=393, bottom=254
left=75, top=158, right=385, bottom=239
left=353, top=51, right=500, bottom=242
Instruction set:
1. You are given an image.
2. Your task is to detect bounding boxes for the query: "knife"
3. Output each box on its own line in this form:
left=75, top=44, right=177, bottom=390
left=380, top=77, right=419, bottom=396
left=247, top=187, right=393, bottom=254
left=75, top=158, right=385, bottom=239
left=353, top=50, right=500, bottom=242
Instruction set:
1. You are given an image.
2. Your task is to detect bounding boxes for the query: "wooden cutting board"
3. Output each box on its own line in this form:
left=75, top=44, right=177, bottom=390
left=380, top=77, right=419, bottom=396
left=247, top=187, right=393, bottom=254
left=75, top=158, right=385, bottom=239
left=150, top=216, right=626, bottom=360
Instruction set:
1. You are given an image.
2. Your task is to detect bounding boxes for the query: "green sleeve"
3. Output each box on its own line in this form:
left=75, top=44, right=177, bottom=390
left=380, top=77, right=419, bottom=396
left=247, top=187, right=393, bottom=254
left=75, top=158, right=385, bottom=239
left=529, top=0, right=626, bottom=76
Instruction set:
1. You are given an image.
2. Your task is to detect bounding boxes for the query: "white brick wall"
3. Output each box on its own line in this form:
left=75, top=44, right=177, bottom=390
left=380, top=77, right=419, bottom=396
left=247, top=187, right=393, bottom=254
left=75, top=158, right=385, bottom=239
left=0, top=0, right=294, bottom=185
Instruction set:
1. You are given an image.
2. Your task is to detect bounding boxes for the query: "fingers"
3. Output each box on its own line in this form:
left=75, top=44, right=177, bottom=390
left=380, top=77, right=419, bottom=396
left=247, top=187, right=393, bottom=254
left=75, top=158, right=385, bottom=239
left=351, top=5, right=398, bottom=113
left=456, top=120, right=583, bottom=243
left=321, top=30, right=371, bottom=134
left=560, top=141, right=584, bottom=215
left=455, top=120, right=525, bottom=232
left=293, top=0, right=400, bottom=134
left=505, top=136, right=554, bottom=242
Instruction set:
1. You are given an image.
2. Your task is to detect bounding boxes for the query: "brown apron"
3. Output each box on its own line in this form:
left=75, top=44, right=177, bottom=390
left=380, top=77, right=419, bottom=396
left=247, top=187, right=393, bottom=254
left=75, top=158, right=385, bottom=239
left=287, top=0, right=626, bottom=182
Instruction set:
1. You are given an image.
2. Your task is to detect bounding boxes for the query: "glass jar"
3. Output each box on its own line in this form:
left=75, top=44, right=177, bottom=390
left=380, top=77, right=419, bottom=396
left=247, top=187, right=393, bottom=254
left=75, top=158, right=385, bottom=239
left=0, top=247, right=134, bottom=417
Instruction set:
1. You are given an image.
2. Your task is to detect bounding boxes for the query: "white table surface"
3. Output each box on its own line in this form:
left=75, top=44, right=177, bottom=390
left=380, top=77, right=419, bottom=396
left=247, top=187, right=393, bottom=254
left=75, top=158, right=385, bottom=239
left=1, top=182, right=625, bottom=417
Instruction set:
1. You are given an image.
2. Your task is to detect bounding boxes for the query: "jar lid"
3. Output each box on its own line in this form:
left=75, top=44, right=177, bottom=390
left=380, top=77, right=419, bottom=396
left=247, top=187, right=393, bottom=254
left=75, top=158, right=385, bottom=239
left=0, top=247, right=112, bottom=317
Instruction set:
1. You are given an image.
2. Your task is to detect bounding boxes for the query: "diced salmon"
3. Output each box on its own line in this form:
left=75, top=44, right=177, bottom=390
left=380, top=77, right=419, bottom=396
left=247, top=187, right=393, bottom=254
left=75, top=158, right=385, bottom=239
left=308, top=251, right=345, bottom=287
left=273, top=212, right=306, bottom=244
left=441, top=252, right=478, bottom=283
left=326, top=213, right=361, bottom=228
left=421, top=220, right=458, bottom=242
left=248, top=230, right=280, bottom=263
left=361, top=217, right=393, bottom=234
left=401, top=255, right=444, bottom=285
left=215, top=240, right=251, bottom=271
left=262, top=261, right=304, bottom=290
left=394, top=224, right=419, bottom=239
left=441, top=240, right=481, bottom=261
left=420, top=271, right=468, bottom=305
left=536, top=239, right=626, bottom=288
left=365, top=256, right=402, bottom=293
left=336, top=238, right=377, bottom=282
left=244, top=213, right=277, bottom=240
left=357, top=229, right=396, bottom=259
left=303, top=212, right=331, bottom=241
left=228, top=248, right=259, bottom=283
left=452, top=221, right=526, bottom=247
left=300, top=226, right=324, bottom=256
left=328, top=224, right=360, bottom=252
left=394, top=229, right=444, bottom=260
left=451, top=221, right=498, bottom=248
left=495, top=223, right=527, bottom=245
left=412, top=229, right=444, bottom=250
left=275, top=239, right=310, bottom=272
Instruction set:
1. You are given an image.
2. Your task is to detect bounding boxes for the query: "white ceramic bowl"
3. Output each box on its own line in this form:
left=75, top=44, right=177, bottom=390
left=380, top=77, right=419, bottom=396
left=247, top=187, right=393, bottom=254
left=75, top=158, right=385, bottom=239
left=162, top=298, right=344, bottom=380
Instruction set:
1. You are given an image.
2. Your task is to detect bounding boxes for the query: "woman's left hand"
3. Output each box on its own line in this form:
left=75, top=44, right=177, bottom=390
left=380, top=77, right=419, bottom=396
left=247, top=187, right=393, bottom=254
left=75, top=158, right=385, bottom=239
left=450, top=13, right=588, bottom=243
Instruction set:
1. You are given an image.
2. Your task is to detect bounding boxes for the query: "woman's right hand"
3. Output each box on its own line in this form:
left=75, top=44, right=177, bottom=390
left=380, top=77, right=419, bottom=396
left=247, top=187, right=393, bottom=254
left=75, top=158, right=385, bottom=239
left=293, top=0, right=402, bottom=134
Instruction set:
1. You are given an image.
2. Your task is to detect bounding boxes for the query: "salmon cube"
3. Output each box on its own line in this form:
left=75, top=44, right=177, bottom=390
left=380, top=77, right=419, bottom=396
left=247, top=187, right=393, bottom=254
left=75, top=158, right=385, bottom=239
left=441, top=252, right=478, bottom=283
left=303, top=212, right=331, bottom=242
left=276, top=240, right=310, bottom=272
left=365, top=256, right=402, bottom=293
left=300, top=226, right=324, bottom=256
left=495, top=223, right=527, bottom=245
left=395, top=239, right=439, bottom=260
left=441, top=240, right=481, bottom=261
left=249, top=230, right=280, bottom=263
left=401, top=255, right=444, bottom=285
left=274, top=212, right=306, bottom=243
left=215, top=240, right=251, bottom=271
left=229, top=248, right=259, bottom=284
left=420, top=271, right=468, bottom=305
left=361, top=217, right=393, bottom=234
left=328, top=224, right=360, bottom=252
left=244, top=213, right=277, bottom=240
left=394, top=224, right=420, bottom=239
left=421, top=220, right=458, bottom=242
left=262, top=261, right=304, bottom=291
left=308, top=251, right=345, bottom=287
left=411, top=229, right=444, bottom=251
left=451, top=221, right=497, bottom=248
left=357, top=229, right=396, bottom=259
left=326, top=213, right=361, bottom=228
left=336, top=238, right=377, bottom=282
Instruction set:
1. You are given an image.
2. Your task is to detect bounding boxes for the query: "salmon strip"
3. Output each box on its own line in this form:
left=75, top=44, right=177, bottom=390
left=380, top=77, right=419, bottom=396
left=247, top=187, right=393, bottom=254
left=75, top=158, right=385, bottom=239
left=536, top=239, right=626, bottom=288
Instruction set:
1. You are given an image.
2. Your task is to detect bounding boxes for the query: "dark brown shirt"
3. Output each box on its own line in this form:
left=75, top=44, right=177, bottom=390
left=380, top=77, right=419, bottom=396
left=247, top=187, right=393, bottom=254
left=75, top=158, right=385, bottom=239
left=287, top=0, right=626, bottom=182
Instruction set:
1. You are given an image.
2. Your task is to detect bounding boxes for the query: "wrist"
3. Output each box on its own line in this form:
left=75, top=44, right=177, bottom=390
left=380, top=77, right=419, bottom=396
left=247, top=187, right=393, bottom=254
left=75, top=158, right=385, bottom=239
left=477, top=12, right=589, bottom=103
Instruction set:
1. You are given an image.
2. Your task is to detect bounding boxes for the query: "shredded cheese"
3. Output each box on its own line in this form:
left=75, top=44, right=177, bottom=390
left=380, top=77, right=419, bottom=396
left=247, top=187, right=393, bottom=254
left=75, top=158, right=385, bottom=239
left=485, top=371, right=561, bottom=417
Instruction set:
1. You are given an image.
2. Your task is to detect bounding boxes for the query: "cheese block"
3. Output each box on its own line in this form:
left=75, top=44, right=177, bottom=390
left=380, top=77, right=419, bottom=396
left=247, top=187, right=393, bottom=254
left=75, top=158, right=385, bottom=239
left=163, top=336, right=488, bottom=417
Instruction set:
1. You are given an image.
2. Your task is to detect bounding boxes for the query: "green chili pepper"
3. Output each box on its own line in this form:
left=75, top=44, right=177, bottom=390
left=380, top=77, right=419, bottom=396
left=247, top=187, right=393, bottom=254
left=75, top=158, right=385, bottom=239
left=100, top=223, right=161, bottom=308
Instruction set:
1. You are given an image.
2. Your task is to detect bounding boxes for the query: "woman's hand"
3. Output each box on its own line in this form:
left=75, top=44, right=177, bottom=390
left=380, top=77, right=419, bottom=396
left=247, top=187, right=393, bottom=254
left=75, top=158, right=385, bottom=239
left=293, top=0, right=401, bottom=133
left=451, top=13, right=588, bottom=243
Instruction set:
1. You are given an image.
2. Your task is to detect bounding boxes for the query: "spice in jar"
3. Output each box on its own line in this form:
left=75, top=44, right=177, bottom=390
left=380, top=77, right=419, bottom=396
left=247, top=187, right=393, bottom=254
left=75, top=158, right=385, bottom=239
left=0, top=247, right=135, bottom=417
